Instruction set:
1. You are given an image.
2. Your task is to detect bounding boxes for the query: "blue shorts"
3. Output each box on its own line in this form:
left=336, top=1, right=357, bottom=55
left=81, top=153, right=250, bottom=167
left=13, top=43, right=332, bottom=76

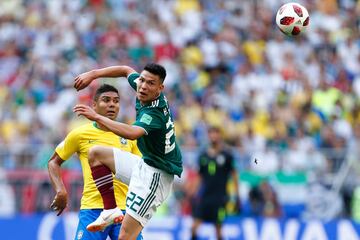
left=75, top=209, right=143, bottom=240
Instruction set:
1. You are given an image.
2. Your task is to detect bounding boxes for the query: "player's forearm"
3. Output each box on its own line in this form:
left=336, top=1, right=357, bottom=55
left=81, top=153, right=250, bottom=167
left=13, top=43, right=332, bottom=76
left=48, top=155, right=66, bottom=193
left=92, top=66, right=135, bottom=79
left=232, top=171, right=240, bottom=196
left=95, top=115, right=144, bottom=140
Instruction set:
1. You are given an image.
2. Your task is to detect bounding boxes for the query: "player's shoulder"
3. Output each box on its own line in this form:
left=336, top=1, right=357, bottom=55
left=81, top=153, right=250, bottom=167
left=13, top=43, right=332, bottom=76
left=142, top=106, right=167, bottom=123
left=198, top=149, right=208, bottom=158
left=128, top=72, right=140, bottom=80
left=73, top=122, right=94, bottom=131
left=148, top=93, right=168, bottom=109
left=67, top=123, right=94, bottom=136
left=221, top=148, right=234, bottom=159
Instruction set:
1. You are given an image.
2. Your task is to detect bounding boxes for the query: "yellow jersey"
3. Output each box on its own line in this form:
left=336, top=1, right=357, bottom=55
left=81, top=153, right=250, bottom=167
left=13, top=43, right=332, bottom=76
left=55, top=122, right=141, bottom=210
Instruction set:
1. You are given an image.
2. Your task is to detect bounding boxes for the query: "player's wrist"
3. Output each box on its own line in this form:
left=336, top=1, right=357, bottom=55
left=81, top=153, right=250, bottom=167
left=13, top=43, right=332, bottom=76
left=56, top=189, right=67, bottom=195
left=94, top=113, right=104, bottom=122
left=90, top=69, right=101, bottom=79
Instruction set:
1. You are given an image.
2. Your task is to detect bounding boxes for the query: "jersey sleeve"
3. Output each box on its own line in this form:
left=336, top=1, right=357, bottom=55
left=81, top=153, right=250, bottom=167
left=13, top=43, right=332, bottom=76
left=226, top=152, right=235, bottom=171
left=133, top=108, right=163, bottom=134
left=55, top=129, right=80, bottom=160
left=197, top=152, right=207, bottom=175
left=127, top=72, right=140, bottom=91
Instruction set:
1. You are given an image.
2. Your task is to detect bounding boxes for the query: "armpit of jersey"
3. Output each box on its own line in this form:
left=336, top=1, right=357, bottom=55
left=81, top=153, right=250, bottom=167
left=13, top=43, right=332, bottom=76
left=127, top=72, right=140, bottom=91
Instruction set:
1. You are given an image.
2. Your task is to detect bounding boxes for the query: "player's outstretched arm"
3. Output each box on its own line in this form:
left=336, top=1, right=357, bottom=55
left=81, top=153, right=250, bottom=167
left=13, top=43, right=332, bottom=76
left=73, top=104, right=145, bottom=140
left=231, top=169, right=241, bottom=213
left=74, top=66, right=136, bottom=91
left=48, top=152, right=68, bottom=216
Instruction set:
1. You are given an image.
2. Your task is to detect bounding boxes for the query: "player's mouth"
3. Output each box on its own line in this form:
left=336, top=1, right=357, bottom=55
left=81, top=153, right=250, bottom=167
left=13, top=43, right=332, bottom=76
left=139, top=91, right=147, bottom=97
left=106, top=110, right=116, bottom=116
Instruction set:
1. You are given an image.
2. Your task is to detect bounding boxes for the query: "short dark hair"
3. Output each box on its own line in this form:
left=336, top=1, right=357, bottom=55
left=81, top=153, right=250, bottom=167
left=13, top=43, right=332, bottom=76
left=208, top=126, right=221, bottom=133
left=94, top=84, right=119, bottom=101
left=143, top=63, right=166, bottom=83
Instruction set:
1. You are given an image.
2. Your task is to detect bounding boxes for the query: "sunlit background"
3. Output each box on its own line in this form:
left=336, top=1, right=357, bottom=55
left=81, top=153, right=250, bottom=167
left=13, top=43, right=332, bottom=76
left=1, top=0, right=360, bottom=239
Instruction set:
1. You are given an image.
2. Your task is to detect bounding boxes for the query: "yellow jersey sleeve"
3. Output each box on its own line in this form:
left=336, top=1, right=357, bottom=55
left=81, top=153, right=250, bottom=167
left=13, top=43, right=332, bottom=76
left=55, top=128, right=80, bottom=160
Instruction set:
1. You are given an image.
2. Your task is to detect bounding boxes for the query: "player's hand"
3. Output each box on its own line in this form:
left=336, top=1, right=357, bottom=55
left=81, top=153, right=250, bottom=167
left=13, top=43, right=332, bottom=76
left=73, top=104, right=99, bottom=121
left=74, top=71, right=96, bottom=91
left=51, top=191, right=68, bottom=216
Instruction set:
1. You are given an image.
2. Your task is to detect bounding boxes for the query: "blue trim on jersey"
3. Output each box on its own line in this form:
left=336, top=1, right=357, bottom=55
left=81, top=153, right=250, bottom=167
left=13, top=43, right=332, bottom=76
left=75, top=209, right=143, bottom=240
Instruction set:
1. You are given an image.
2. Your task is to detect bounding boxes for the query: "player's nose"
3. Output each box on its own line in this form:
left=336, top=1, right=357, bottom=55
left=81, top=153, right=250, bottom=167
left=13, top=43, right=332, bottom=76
left=140, top=82, right=149, bottom=89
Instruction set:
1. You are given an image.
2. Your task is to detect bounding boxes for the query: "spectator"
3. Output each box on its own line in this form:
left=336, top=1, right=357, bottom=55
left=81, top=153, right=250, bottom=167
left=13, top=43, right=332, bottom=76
left=0, top=168, right=15, bottom=216
left=248, top=181, right=281, bottom=218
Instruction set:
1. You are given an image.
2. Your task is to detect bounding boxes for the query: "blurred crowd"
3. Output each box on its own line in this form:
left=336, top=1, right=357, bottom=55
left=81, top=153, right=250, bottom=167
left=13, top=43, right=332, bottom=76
left=1, top=0, right=360, bottom=219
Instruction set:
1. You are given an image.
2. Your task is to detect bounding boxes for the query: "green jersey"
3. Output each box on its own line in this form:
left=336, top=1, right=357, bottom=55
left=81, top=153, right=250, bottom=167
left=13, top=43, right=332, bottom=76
left=128, top=72, right=183, bottom=177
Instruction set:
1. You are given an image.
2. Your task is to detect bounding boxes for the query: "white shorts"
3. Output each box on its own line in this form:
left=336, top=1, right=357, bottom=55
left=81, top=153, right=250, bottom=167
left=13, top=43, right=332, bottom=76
left=113, top=148, right=141, bottom=185
left=113, top=148, right=174, bottom=227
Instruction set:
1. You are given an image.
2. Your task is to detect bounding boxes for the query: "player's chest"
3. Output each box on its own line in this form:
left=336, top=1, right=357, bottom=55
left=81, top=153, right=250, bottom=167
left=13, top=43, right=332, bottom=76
left=79, top=135, right=132, bottom=152
left=201, top=153, right=227, bottom=167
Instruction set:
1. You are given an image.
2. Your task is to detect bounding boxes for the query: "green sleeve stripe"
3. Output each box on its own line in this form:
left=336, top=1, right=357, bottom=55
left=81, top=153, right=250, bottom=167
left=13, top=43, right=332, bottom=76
left=138, top=173, right=160, bottom=216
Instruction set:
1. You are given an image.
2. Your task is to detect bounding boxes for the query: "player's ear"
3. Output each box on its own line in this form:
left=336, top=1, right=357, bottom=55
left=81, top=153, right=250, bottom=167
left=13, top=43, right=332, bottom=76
left=92, top=100, right=97, bottom=109
left=157, top=83, right=164, bottom=96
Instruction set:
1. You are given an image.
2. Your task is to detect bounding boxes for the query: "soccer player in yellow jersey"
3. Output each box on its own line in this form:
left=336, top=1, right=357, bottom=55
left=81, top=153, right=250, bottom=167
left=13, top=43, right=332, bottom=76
left=48, top=84, right=143, bottom=240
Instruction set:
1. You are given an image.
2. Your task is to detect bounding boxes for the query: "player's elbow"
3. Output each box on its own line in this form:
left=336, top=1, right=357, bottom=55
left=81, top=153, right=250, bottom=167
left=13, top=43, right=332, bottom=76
left=47, top=159, right=55, bottom=171
left=126, top=126, right=146, bottom=140
left=123, top=66, right=136, bottom=76
left=126, top=133, right=139, bottom=141
left=48, top=153, right=62, bottom=170
left=127, top=132, right=144, bottom=140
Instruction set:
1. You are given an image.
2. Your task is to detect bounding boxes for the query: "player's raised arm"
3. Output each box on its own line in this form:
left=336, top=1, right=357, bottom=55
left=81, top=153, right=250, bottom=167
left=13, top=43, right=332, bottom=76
left=74, top=66, right=136, bottom=91
left=73, top=104, right=145, bottom=140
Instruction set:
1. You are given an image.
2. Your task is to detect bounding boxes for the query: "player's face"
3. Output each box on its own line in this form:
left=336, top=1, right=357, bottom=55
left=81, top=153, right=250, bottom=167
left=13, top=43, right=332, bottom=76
left=137, top=70, right=164, bottom=104
left=93, top=92, right=120, bottom=120
left=208, top=128, right=222, bottom=145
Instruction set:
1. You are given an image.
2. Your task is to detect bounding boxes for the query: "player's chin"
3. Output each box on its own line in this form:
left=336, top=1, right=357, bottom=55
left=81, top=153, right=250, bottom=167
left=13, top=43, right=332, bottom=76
left=106, top=113, right=117, bottom=119
left=137, top=94, right=148, bottom=101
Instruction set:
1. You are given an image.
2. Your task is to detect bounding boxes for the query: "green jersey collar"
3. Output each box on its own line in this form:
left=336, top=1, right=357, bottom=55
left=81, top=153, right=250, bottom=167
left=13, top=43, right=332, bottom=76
left=93, top=122, right=100, bottom=130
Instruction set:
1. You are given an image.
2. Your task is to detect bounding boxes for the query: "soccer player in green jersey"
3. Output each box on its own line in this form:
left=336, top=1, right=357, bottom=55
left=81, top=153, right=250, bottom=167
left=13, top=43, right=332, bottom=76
left=73, top=63, right=182, bottom=240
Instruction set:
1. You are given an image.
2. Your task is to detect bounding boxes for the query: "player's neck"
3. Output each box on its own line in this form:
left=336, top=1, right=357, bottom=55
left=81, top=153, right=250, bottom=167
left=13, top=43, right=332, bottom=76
left=209, top=143, right=222, bottom=155
left=93, top=122, right=108, bottom=131
left=139, top=100, right=148, bottom=106
left=140, top=93, right=161, bottom=106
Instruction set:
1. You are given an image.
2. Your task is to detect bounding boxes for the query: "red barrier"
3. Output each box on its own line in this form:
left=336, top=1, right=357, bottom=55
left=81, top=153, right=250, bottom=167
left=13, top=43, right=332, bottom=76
left=5, top=169, right=83, bottom=213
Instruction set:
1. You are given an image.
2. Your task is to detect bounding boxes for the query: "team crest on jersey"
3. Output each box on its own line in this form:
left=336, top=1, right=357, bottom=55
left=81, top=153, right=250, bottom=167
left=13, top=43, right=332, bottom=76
left=77, top=230, right=83, bottom=239
left=163, top=108, right=168, bottom=116
left=120, top=137, right=127, bottom=145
